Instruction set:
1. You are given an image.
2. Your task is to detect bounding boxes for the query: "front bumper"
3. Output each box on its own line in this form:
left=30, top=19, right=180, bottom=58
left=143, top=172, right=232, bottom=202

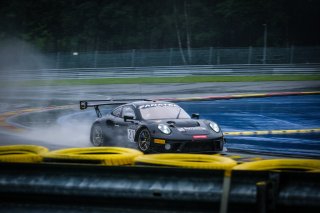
left=153, top=137, right=225, bottom=153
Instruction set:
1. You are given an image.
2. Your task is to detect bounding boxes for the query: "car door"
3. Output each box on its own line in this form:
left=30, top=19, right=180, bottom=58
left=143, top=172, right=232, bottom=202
left=109, top=105, right=136, bottom=129
left=121, top=105, right=138, bottom=144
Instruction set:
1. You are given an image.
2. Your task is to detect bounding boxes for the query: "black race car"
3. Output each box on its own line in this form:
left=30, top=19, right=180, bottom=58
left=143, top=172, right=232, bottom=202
left=80, top=99, right=225, bottom=153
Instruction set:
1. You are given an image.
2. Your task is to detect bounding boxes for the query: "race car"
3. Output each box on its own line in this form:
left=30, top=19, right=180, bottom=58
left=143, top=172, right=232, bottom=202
left=80, top=99, right=225, bottom=153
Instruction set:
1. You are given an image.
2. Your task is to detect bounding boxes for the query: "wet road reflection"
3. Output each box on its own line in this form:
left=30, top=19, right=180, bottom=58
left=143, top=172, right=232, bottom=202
left=179, top=95, right=320, bottom=157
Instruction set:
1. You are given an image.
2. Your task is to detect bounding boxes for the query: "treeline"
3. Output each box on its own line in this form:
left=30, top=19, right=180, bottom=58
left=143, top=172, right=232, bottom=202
left=0, top=0, right=319, bottom=52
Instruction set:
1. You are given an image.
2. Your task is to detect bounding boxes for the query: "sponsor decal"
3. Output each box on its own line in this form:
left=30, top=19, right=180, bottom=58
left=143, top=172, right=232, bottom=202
left=178, top=127, right=207, bottom=131
left=193, top=135, right=208, bottom=139
left=139, top=103, right=177, bottom=109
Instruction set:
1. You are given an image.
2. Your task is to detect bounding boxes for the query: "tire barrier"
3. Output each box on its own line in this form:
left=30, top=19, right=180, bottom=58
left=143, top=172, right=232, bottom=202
left=1, top=161, right=320, bottom=213
left=44, top=147, right=143, bottom=166
left=134, top=153, right=237, bottom=170
left=0, top=145, right=48, bottom=163
left=233, top=158, right=320, bottom=172
left=224, top=128, right=320, bottom=136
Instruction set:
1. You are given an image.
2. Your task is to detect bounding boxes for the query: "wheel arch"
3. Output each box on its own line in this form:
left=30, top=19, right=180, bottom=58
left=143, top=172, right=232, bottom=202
left=134, top=125, right=149, bottom=142
left=90, top=120, right=104, bottom=143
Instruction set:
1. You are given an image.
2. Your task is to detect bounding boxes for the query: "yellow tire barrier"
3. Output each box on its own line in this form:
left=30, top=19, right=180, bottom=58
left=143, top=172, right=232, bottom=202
left=0, top=145, right=48, bottom=163
left=233, top=158, right=320, bottom=172
left=134, top=153, right=237, bottom=170
left=224, top=128, right=320, bottom=136
left=44, top=147, right=143, bottom=166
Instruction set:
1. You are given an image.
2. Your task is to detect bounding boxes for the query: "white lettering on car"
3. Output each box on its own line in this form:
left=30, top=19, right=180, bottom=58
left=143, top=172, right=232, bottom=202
left=127, top=129, right=136, bottom=143
left=139, top=103, right=177, bottom=109
left=178, top=127, right=207, bottom=131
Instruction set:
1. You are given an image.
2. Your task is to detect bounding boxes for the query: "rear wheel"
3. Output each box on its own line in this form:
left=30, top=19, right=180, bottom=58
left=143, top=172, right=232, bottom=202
left=137, top=128, right=153, bottom=153
left=91, top=124, right=105, bottom=146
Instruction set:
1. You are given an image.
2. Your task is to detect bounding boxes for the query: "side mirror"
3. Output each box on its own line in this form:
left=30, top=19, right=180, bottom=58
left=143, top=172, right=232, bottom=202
left=192, top=113, right=200, bottom=119
left=106, top=120, right=115, bottom=126
left=124, top=115, right=134, bottom=122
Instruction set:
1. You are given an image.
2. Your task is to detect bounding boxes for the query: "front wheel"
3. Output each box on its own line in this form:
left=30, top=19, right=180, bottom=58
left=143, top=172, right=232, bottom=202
left=137, top=128, right=153, bottom=153
left=91, top=124, right=105, bottom=146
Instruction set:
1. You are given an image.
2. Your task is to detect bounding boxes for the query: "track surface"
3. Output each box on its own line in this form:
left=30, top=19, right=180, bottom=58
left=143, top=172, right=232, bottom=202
left=0, top=81, right=319, bottom=158
left=178, top=95, right=320, bottom=157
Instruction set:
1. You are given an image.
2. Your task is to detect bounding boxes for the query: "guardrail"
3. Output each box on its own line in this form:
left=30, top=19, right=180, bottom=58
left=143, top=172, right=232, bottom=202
left=1, top=146, right=320, bottom=212
left=2, top=64, right=320, bottom=80
left=0, top=162, right=319, bottom=213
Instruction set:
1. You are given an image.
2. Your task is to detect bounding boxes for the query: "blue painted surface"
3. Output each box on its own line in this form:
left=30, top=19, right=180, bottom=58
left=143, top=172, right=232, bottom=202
left=178, top=95, right=320, bottom=157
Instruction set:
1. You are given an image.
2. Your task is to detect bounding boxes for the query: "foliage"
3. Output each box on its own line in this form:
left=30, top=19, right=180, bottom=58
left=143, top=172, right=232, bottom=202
left=0, top=0, right=319, bottom=52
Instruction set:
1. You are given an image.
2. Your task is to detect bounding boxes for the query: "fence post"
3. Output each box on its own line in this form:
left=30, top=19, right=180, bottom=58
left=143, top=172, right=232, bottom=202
left=217, top=48, right=220, bottom=65
left=209, top=47, right=213, bottom=65
left=56, top=52, right=60, bottom=69
left=248, top=46, right=252, bottom=64
left=131, top=49, right=136, bottom=67
left=290, top=45, right=294, bottom=64
left=169, top=48, right=173, bottom=66
left=262, top=24, right=268, bottom=64
left=93, top=50, right=98, bottom=68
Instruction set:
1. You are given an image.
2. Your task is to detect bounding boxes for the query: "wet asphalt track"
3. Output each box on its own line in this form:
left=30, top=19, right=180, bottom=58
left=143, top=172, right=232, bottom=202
left=0, top=81, right=320, bottom=157
left=178, top=95, right=320, bottom=157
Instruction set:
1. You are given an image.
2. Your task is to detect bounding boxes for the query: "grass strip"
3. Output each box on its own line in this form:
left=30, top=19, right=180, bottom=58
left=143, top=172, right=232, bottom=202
left=10, top=75, right=320, bottom=86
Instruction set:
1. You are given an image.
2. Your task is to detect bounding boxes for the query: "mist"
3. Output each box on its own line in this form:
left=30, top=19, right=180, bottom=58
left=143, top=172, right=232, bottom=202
left=21, top=123, right=92, bottom=148
left=0, top=39, right=52, bottom=77
left=0, top=39, right=53, bottom=104
left=0, top=39, right=95, bottom=149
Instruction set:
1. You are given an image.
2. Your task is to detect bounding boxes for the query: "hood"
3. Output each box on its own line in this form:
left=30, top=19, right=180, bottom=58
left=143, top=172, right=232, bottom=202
left=164, top=119, right=200, bottom=127
left=158, top=119, right=209, bottom=135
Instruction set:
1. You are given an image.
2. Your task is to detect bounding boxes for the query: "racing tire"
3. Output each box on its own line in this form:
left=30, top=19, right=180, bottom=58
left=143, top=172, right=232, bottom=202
left=233, top=158, right=320, bottom=172
left=134, top=153, right=237, bottom=170
left=137, top=128, right=153, bottom=153
left=0, top=145, right=48, bottom=163
left=44, top=147, right=143, bottom=166
left=91, top=124, right=106, bottom=146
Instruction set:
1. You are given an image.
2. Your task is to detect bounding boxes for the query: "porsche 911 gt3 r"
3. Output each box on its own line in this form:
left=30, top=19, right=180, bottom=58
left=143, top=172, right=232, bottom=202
left=80, top=100, right=226, bottom=153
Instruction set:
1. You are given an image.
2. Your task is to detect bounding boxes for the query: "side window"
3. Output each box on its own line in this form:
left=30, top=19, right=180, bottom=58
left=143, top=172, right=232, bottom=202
left=111, top=106, right=122, bottom=117
left=122, top=106, right=136, bottom=119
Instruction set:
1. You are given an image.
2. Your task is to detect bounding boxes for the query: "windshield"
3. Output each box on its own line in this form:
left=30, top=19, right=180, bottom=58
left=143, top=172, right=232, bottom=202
left=139, top=104, right=190, bottom=120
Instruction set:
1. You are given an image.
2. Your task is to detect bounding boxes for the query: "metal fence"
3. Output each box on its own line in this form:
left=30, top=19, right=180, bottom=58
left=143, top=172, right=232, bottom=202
left=4, top=64, right=320, bottom=80
left=48, top=46, right=320, bottom=69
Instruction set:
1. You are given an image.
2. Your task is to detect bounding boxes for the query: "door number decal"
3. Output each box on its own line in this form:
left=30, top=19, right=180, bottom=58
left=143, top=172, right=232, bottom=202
left=128, top=129, right=136, bottom=143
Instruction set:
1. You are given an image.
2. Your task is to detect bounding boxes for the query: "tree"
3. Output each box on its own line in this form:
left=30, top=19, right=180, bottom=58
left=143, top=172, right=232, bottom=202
left=0, top=0, right=319, bottom=52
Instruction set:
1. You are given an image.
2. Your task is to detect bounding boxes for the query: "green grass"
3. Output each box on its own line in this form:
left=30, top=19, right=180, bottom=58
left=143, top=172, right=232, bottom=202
left=11, top=74, right=320, bottom=86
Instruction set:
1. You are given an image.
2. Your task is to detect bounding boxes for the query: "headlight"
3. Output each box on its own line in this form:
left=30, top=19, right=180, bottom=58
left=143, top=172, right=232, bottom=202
left=158, top=124, right=171, bottom=134
left=209, top=122, right=220, bottom=132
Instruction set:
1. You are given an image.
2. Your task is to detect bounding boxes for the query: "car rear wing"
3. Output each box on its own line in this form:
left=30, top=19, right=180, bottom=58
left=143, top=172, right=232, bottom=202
left=80, top=99, right=152, bottom=118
